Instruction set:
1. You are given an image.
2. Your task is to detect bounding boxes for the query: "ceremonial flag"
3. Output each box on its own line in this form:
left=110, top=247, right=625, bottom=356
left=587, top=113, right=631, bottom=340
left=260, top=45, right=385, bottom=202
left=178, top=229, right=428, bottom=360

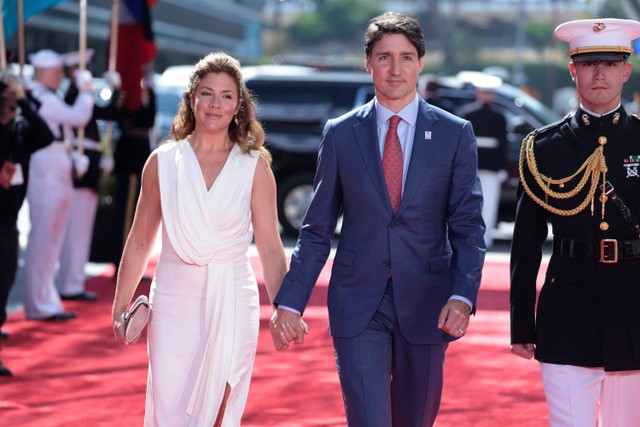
left=2, top=0, right=64, bottom=40
left=117, top=0, right=157, bottom=112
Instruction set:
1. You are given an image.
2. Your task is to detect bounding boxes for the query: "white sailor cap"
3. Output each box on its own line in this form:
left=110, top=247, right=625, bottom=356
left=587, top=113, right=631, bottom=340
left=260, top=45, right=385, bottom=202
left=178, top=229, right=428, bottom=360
left=28, top=49, right=64, bottom=69
left=456, top=71, right=502, bottom=91
left=63, top=49, right=95, bottom=67
left=555, top=18, right=640, bottom=63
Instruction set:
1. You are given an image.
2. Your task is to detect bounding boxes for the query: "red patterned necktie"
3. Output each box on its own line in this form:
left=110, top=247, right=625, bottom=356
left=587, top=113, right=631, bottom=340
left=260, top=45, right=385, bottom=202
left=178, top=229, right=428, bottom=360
left=382, top=115, right=403, bottom=214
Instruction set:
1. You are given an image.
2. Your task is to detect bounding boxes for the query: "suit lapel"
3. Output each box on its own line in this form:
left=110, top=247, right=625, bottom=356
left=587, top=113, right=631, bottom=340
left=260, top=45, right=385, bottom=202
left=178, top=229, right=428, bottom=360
left=353, top=101, right=392, bottom=212
left=397, top=99, right=439, bottom=216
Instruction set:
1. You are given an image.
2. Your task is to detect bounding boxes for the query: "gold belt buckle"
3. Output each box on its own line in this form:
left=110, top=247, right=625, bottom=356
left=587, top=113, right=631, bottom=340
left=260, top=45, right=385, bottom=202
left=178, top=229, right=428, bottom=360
left=600, top=239, right=618, bottom=263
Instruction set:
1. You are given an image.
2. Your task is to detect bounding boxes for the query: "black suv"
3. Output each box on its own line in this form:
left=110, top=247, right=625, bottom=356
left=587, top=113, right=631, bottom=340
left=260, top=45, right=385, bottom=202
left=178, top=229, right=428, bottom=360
left=243, top=65, right=376, bottom=236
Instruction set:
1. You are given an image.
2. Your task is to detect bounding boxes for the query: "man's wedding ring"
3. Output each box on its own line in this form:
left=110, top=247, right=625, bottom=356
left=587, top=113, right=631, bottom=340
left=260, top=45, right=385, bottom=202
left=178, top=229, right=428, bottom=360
left=457, top=327, right=465, bottom=335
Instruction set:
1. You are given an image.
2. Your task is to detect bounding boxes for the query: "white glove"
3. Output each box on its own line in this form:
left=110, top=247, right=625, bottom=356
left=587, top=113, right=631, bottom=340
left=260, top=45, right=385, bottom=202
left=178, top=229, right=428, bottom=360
left=99, top=153, right=114, bottom=174
left=18, top=74, right=34, bottom=91
left=103, top=71, right=121, bottom=89
left=141, top=74, right=155, bottom=90
left=73, top=69, right=93, bottom=91
left=72, top=152, right=90, bottom=177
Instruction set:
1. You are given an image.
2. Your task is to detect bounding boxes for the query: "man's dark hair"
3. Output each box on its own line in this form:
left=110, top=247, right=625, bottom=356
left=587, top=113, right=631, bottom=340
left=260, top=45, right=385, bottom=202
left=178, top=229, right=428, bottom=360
left=364, top=11, right=426, bottom=59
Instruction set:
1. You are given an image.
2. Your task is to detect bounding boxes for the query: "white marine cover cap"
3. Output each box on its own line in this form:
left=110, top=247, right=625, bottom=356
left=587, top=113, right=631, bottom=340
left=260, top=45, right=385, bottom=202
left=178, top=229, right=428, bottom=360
left=555, top=18, right=640, bottom=62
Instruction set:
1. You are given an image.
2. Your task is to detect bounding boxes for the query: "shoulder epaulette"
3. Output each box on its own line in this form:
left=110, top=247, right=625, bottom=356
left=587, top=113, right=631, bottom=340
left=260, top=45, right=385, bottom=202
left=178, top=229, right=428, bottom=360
left=630, top=113, right=640, bottom=122
left=528, top=113, right=573, bottom=139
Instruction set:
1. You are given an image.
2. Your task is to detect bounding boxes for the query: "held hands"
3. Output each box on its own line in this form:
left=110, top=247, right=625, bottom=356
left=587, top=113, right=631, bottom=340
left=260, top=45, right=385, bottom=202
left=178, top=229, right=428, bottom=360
left=437, top=299, right=471, bottom=338
left=270, top=309, right=309, bottom=351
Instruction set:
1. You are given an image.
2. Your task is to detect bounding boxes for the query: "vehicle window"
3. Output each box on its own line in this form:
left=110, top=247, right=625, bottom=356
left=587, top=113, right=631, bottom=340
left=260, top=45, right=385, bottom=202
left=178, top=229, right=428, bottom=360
left=156, top=88, right=183, bottom=117
left=248, top=82, right=361, bottom=135
left=497, top=84, right=560, bottom=125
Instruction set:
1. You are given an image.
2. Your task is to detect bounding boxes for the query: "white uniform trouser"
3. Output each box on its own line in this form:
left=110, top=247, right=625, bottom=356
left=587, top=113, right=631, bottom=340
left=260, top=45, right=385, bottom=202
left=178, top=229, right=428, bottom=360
left=541, top=363, right=640, bottom=427
left=23, top=144, right=74, bottom=319
left=478, top=169, right=501, bottom=248
left=57, top=188, right=98, bottom=296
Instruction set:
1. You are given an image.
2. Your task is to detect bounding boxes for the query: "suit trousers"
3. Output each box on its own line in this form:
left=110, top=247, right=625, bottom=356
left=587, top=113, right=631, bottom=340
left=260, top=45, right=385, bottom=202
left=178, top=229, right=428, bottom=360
left=541, top=363, right=640, bottom=427
left=332, top=280, right=446, bottom=427
left=57, top=188, right=98, bottom=296
left=23, top=144, right=74, bottom=319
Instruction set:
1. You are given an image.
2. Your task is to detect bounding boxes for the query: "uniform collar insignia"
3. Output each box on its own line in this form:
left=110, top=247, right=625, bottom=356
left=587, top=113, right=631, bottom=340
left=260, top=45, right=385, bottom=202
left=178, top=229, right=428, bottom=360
left=577, top=107, right=626, bottom=129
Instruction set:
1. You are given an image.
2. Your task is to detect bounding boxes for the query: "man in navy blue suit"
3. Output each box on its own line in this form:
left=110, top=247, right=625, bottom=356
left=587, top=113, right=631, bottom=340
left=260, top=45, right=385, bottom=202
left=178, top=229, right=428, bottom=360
left=271, top=11, right=486, bottom=426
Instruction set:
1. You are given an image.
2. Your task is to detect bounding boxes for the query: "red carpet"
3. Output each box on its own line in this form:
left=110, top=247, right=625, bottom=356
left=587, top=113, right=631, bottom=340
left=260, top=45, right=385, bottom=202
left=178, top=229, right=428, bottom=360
left=0, top=256, right=549, bottom=426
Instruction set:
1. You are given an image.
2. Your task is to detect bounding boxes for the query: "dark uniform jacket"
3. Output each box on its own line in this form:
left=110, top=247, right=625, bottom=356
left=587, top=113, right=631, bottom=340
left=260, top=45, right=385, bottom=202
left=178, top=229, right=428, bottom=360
left=460, top=102, right=508, bottom=172
left=0, top=98, right=54, bottom=225
left=114, top=89, right=156, bottom=176
left=510, top=106, right=640, bottom=371
left=64, top=84, right=121, bottom=190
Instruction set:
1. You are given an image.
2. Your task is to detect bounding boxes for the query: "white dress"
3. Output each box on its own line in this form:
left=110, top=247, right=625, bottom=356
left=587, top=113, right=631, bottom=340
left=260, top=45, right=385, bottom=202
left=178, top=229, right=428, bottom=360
left=146, top=140, right=260, bottom=426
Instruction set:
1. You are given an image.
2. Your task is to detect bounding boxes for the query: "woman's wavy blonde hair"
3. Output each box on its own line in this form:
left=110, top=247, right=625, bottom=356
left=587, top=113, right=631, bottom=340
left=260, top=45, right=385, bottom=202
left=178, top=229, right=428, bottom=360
left=170, top=52, right=270, bottom=163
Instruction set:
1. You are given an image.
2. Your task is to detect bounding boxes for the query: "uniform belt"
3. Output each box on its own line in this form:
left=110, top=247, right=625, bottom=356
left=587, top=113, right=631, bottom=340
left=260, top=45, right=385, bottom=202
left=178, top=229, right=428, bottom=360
left=553, top=236, right=640, bottom=264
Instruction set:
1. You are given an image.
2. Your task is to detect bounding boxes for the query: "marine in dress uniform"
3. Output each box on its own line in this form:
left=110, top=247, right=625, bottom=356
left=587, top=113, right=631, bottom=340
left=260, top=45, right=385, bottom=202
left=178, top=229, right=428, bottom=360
left=460, top=75, right=509, bottom=248
left=510, top=19, right=640, bottom=427
left=22, top=49, right=94, bottom=320
left=56, top=50, right=122, bottom=301
left=0, top=76, right=55, bottom=375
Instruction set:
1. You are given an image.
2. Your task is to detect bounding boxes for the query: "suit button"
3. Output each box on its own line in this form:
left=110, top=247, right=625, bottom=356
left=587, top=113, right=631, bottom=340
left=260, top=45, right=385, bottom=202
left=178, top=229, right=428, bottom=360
left=550, top=277, right=555, bottom=284
left=383, top=259, right=390, bottom=266
left=390, top=222, right=397, bottom=229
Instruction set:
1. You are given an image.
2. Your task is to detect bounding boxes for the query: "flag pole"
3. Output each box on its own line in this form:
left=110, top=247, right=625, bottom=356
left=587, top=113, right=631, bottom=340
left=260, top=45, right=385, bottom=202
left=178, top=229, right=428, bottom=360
left=104, top=0, right=119, bottom=156
left=0, top=0, right=6, bottom=72
left=76, top=0, right=88, bottom=156
left=17, top=0, right=24, bottom=77
left=108, top=0, right=119, bottom=74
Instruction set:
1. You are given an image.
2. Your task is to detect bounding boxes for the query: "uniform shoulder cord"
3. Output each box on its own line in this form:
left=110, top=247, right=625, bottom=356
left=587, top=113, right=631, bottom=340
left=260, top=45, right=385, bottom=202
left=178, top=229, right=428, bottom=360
left=518, top=128, right=608, bottom=217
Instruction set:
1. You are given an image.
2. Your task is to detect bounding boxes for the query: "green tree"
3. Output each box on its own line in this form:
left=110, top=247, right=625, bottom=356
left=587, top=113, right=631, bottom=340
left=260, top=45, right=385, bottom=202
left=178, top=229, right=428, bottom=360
left=524, top=22, right=554, bottom=51
left=286, top=0, right=383, bottom=48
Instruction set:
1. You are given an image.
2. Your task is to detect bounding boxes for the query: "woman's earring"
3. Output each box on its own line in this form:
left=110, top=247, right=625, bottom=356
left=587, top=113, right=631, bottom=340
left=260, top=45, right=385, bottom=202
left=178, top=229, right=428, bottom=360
left=234, top=116, right=239, bottom=126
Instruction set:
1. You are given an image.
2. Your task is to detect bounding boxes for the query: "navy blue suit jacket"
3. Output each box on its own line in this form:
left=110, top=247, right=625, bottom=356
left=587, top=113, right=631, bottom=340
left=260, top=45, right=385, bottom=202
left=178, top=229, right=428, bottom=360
left=275, top=98, right=486, bottom=344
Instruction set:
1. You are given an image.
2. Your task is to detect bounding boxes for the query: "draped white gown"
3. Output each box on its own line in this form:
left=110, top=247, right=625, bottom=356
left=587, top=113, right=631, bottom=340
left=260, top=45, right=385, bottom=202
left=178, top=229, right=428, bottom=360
left=145, top=140, right=260, bottom=426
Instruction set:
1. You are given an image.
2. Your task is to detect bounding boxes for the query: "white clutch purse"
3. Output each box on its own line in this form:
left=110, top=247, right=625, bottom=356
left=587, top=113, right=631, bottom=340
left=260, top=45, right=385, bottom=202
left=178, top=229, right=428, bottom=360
left=124, top=295, right=151, bottom=343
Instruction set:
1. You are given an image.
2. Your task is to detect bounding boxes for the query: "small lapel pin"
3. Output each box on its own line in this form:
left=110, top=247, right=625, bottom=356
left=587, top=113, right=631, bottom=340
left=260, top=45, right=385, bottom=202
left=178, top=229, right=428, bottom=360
left=425, top=131, right=432, bottom=140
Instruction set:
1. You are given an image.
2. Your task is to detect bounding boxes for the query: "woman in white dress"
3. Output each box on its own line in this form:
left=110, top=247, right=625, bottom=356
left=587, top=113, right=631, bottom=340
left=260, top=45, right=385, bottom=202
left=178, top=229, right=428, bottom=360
left=112, top=52, right=295, bottom=426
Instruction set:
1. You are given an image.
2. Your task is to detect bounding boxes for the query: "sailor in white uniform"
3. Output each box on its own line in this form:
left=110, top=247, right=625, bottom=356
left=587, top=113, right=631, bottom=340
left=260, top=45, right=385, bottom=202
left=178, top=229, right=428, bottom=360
left=56, top=50, right=120, bottom=301
left=23, top=49, right=94, bottom=320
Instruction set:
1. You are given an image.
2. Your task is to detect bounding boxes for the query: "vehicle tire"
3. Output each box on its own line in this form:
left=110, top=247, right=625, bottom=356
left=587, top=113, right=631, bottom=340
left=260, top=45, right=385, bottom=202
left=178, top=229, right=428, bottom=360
left=277, top=173, right=315, bottom=237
